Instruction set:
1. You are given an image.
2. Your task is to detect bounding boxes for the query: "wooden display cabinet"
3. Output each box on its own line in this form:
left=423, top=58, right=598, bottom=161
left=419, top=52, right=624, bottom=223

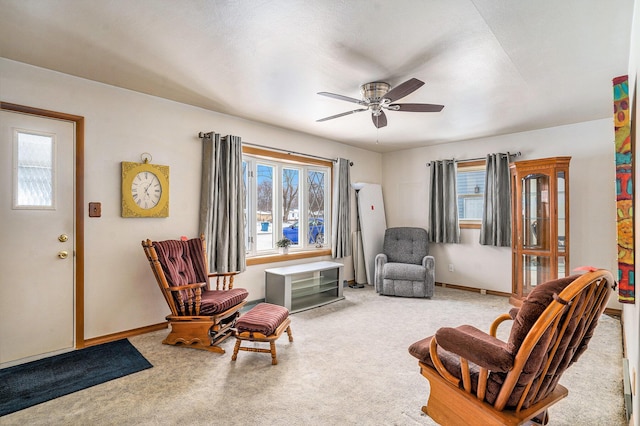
left=510, top=157, right=571, bottom=305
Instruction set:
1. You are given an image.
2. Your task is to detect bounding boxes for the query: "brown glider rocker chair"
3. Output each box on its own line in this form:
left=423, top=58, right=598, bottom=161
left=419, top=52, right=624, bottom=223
left=142, top=235, right=249, bottom=353
left=409, top=269, right=614, bottom=425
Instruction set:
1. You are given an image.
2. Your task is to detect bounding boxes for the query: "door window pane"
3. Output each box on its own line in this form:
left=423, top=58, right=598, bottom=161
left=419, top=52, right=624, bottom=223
left=15, top=131, right=55, bottom=208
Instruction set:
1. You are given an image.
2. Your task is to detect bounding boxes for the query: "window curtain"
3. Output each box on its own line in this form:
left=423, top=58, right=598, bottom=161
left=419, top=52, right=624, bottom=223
left=480, top=153, right=512, bottom=246
left=332, top=158, right=351, bottom=258
left=199, top=132, right=246, bottom=273
left=429, top=159, right=460, bottom=243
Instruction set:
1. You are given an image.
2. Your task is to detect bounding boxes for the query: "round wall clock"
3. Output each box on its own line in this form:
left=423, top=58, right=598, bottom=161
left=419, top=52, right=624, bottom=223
left=121, top=161, right=169, bottom=218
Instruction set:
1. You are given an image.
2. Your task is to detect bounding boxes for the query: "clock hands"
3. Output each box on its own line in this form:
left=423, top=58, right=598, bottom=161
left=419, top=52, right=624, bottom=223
left=140, top=177, right=160, bottom=207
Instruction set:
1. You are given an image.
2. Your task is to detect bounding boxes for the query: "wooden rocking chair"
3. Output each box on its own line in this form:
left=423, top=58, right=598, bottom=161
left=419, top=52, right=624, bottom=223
left=142, top=235, right=249, bottom=353
left=409, top=269, right=614, bottom=425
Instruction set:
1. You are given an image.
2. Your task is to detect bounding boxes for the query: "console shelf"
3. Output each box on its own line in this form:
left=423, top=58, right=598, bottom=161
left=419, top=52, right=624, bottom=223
left=265, top=261, right=344, bottom=313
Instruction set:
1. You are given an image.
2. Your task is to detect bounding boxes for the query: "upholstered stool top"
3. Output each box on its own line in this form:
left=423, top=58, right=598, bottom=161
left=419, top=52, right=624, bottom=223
left=199, top=289, right=250, bottom=315
left=236, top=303, right=289, bottom=336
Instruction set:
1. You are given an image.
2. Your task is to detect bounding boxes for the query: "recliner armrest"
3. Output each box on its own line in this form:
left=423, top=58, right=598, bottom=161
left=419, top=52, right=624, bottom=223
left=375, top=253, right=388, bottom=263
left=422, top=255, right=435, bottom=270
left=374, top=253, right=388, bottom=292
left=435, top=325, right=514, bottom=372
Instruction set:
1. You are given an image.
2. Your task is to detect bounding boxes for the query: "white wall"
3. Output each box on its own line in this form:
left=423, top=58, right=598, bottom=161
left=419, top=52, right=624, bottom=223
left=0, top=58, right=382, bottom=339
left=625, top=0, right=640, bottom=423
left=2, top=52, right=632, bottom=375
left=382, top=119, right=621, bottom=311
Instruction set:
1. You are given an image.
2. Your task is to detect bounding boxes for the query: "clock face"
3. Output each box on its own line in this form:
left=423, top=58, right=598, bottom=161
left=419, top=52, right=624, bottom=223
left=131, top=171, right=162, bottom=209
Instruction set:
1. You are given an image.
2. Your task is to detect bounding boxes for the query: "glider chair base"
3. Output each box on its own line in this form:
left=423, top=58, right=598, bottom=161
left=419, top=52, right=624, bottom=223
left=163, top=305, right=245, bottom=353
left=419, top=361, right=568, bottom=426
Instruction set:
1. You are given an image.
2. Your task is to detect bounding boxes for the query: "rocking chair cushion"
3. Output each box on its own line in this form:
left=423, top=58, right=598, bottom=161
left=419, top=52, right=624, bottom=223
left=236, top=303, right=289, bottom=336
left=153, top=238, right=208, bottom=286
left=409, top=335, right=484, bottom=390
left=199, top=288, right=249, bottom=316
left=408, top=335, right=442, bottom=364
left=507, top=275, right=579, bottom=353
left=436, top=325, right=514, bottom=372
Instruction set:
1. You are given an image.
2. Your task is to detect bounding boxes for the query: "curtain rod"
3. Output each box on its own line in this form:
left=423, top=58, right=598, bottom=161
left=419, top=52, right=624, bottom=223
left=426, top=151, right=521, bottom=166
left=198, top=131, right=353, bottom=165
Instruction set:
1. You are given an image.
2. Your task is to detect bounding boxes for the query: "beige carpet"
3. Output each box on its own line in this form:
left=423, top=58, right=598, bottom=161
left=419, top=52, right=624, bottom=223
left=2, top=285, right=625, bottom=425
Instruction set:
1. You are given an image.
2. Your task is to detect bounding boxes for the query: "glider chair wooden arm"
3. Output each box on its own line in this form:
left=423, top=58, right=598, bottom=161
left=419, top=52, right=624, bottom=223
left=142, top=235, right=249, bottom=353
left=409, top=269, right=614, bottom=425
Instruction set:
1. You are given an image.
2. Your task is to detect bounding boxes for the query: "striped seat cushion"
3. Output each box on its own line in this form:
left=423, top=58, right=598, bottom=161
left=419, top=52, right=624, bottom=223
left=236, top=303, right=289, bottom=336
left=200, top=288, right=249, bottom=315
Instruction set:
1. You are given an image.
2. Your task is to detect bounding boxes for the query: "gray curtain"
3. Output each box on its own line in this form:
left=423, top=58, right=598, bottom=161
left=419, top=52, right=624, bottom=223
left=429, top=160, right=460, bottom=244
left=199, top=133, right=246, bottom=273
left=480, top=153, right=512, bottom=246
left=429, top=160, right=460, bottom=243
left=332, top=158, right=351, bottom=258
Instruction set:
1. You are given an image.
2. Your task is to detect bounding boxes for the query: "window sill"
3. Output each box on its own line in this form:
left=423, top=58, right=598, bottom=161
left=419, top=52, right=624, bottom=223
left=246, top=248, right=332, bottom=266
left=460, top=222, right=481, bottom=229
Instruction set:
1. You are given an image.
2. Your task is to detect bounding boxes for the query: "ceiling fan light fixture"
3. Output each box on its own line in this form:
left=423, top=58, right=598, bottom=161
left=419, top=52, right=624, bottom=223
left=360, top=82, right=390, bottom=102
left=316, top=77, right=443, bottom=129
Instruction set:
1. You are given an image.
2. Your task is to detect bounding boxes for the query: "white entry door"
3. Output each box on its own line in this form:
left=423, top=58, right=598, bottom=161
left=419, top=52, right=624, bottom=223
left=0, top=110, right=75, bottom=367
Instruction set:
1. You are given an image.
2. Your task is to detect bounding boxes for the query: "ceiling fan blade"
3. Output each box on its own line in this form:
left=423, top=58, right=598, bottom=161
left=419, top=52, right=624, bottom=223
left=316, top=108, right=368, bottom=122
left=390, top=103, right=444, bottom=112
left=383, top=78, right=425, bottom=102
left=372, top=111, right=387, bottom=128
left=317, top=92, right=365, bottom=105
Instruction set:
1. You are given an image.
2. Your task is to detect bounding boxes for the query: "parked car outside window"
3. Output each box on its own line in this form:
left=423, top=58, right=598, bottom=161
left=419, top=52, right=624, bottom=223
left=283, top=218, right=324, bottom=244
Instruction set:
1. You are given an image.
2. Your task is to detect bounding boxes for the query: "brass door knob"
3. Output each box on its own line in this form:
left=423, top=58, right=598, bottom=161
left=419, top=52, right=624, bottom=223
left=58, top=234, right=69, bottom=242
left=58, top=251, right=69, bottom=259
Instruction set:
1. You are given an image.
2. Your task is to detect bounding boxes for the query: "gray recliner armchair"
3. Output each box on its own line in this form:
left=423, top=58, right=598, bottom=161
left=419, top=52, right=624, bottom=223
left=374, top=227, right=435, bottom=298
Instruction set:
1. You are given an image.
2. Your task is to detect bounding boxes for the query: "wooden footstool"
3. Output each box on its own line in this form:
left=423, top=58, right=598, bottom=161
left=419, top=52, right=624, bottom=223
left=232, top=303, right=293, bottom=365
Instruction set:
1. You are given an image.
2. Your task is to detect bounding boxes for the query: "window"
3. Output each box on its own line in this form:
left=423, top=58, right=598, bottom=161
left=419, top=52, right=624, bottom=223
left=456, top=160, right=486, bottom=228
left=243, top=147, right=332, bottom=257
left=14, top=130, right=55, bottom=209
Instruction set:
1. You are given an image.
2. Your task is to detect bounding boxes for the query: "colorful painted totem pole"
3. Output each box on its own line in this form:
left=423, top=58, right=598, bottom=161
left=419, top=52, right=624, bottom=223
left=613, top=75, right=634, bottom=303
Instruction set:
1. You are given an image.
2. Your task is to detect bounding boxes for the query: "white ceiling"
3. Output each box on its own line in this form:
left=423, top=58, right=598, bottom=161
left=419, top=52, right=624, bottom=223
left=0, top=0, right=634, bottom=153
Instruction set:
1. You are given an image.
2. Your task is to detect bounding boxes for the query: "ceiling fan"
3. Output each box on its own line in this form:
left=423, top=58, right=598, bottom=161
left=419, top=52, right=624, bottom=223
left=316, top=78, right=444, bottom=129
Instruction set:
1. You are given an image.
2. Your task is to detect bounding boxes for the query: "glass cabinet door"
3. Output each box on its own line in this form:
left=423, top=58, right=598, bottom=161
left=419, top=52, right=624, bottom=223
left=511, top=157, right=570, bottom=304
left=523, top=255, right=552, bottom=292
left=557, top=171, right=567, bottom=277
left=521, top=173, right=551, bottom=296
left=522, top=173, right=550, bottom=251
